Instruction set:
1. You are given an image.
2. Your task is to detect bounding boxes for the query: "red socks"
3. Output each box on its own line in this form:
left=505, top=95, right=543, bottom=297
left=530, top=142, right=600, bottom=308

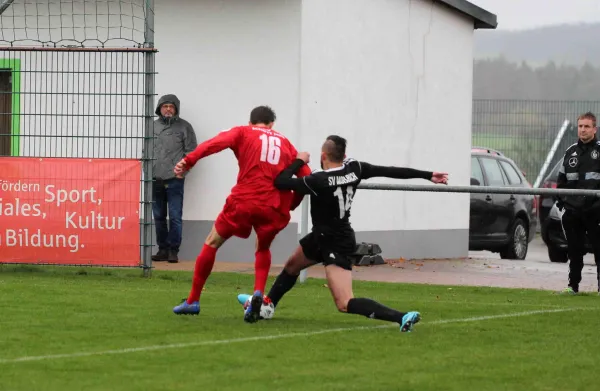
left=254, top=249, right=272, bottom=293
left=186, top=245, right=271, bottom=303
left=187, top=244, right=217, bottom=304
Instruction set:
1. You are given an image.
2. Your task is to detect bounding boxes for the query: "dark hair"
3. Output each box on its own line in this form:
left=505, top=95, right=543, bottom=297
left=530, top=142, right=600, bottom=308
left=249, top=106, right=276, bottom=125
left=578, top=111, right=597, bottom=127
left=324, top=135, right=347, bottom=162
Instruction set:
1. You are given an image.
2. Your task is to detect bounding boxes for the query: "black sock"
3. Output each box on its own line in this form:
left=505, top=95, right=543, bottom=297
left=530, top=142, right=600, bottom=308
left=267, top=269, right=298, bottom=307
left=347, top=298, right=406, bottom=323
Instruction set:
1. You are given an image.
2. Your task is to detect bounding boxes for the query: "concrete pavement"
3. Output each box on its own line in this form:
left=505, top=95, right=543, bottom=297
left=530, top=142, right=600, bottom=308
left=154, top=237, right=600, bottom=293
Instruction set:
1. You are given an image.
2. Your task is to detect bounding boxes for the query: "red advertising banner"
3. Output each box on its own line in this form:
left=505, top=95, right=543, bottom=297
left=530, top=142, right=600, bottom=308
left=0, top=157, right=142, bottom=266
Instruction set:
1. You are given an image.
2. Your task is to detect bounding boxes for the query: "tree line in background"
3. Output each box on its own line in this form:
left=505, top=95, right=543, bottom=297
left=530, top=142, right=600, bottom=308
left=473, top=57, right=600, bottom=101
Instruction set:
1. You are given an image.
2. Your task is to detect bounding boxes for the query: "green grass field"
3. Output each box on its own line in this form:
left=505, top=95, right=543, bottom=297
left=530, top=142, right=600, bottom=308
left=0, top=265, right=598, bottom=391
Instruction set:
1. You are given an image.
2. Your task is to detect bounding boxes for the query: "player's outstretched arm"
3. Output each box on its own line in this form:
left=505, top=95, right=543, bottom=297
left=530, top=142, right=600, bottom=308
left=289, top=163, right=313, bottom=210
left=184, top=127, right=242, bottom=167
left=358, top=161, right=448, bottom=184
left=174, top=127, right=242, bottom=176
left=274, top=155, right=320, bottom=195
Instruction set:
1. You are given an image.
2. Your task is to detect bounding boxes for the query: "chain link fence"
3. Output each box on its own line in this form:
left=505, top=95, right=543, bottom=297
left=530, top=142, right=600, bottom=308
left=472, top=100, right=600, bottom=185
left=0, top=0, right=156, bottom=271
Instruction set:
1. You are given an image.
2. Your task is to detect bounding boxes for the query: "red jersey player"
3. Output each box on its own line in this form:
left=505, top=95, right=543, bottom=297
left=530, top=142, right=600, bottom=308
left=172, top=106, right=311, bottom=322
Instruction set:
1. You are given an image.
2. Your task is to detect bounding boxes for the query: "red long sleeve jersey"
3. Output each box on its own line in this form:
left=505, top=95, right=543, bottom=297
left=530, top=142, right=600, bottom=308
left=184, top=125, right=311, bottom=212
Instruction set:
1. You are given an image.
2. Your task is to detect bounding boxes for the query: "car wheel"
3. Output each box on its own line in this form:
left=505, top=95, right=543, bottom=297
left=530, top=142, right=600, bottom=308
left=500, top=218, right=528, bottom=260
left=548, top=246, right=568, bottom=263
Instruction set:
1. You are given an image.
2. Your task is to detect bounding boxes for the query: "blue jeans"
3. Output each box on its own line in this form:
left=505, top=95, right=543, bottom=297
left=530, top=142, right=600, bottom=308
left=152, top=178, right=185, bottom=253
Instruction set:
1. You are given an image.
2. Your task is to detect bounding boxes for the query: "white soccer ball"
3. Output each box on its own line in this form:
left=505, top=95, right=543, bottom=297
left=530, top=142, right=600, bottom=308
left=243, top=297, right=275, bottom=320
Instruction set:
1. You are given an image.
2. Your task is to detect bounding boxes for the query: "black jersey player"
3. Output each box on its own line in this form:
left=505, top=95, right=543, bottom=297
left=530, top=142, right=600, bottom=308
left=238, top=135, right=448, bottom=331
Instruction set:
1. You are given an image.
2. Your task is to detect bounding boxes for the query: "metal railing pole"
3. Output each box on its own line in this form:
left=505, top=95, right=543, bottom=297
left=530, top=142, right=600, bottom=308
left=357, top=182, right=600, bottom=197
left=298, top=198, right=309, bottom=283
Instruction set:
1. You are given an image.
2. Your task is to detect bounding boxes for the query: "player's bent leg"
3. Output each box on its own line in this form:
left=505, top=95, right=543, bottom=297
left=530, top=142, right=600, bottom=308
left=267, top=245, right=317, bottom=308
left=253, top=248, right=272, bottom=293
left=237, top=245, right=318, bottom=319
left=323, top=264, right=354, bottom=312
left=205, top=225, right=228, bottom=248
left=173, top=224, right=230, bottom=315
left=243, top=252, right=273, bottom=323
left=283, top=245, right=317, bottom=275
left=324, top=264, right=421, bottom=332
left=253, top=232, right=276, bottom=294
left=252, top=208, right=292, bottom=294
left=241, top=229, right=279, bottom=324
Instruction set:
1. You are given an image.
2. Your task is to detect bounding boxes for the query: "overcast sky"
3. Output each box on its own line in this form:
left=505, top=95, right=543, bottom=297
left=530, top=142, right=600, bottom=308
left=472, top=0, right=600, bottom=31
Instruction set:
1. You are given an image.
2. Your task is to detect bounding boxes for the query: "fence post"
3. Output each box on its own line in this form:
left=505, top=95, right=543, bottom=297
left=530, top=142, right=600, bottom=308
left=299, top=197, right=309, bottom=283
left=142, top=0, right=156, bottom=277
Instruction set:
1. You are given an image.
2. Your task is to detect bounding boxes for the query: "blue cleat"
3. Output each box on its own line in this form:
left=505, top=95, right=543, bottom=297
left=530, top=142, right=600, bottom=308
left=400, top=311, right=421, bottom=332
left=244, top=290, right=263, bottom=323
left=173, top=299, right=200, bottom=315
left=237, top=293, right=251, bottom=307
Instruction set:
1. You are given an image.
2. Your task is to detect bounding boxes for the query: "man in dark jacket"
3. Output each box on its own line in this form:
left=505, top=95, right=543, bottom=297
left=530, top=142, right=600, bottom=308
left=152, top=94, right=198, bottom=263
left=556, top=111, right=600, bottom=294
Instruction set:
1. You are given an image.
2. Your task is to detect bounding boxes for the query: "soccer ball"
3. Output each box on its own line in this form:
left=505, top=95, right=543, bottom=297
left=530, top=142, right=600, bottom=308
left=243, top=296, right=275, bottom=320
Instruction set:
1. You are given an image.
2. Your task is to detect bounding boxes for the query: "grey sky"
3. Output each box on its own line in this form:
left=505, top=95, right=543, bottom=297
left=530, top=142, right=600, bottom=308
left=472, top=0, right=600, bottom=31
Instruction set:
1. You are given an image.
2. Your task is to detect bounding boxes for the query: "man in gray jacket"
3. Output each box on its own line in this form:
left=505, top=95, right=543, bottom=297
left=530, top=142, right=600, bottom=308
left=152, top=94, right=198, bottom=263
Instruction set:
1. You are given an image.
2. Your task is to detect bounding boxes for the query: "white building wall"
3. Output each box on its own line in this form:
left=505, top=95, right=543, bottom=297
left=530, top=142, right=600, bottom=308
left=154, top=0, right=303, bottom=224
left=298, top=0, right=473, bottom=257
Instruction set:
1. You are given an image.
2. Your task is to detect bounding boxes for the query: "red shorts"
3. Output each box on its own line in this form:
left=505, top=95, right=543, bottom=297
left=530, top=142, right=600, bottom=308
left=214, top=198, right=291, bottom=249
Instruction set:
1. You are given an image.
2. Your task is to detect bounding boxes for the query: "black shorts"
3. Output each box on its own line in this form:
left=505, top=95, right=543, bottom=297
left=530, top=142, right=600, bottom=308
left=299, top=232, right=354, bottom=271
